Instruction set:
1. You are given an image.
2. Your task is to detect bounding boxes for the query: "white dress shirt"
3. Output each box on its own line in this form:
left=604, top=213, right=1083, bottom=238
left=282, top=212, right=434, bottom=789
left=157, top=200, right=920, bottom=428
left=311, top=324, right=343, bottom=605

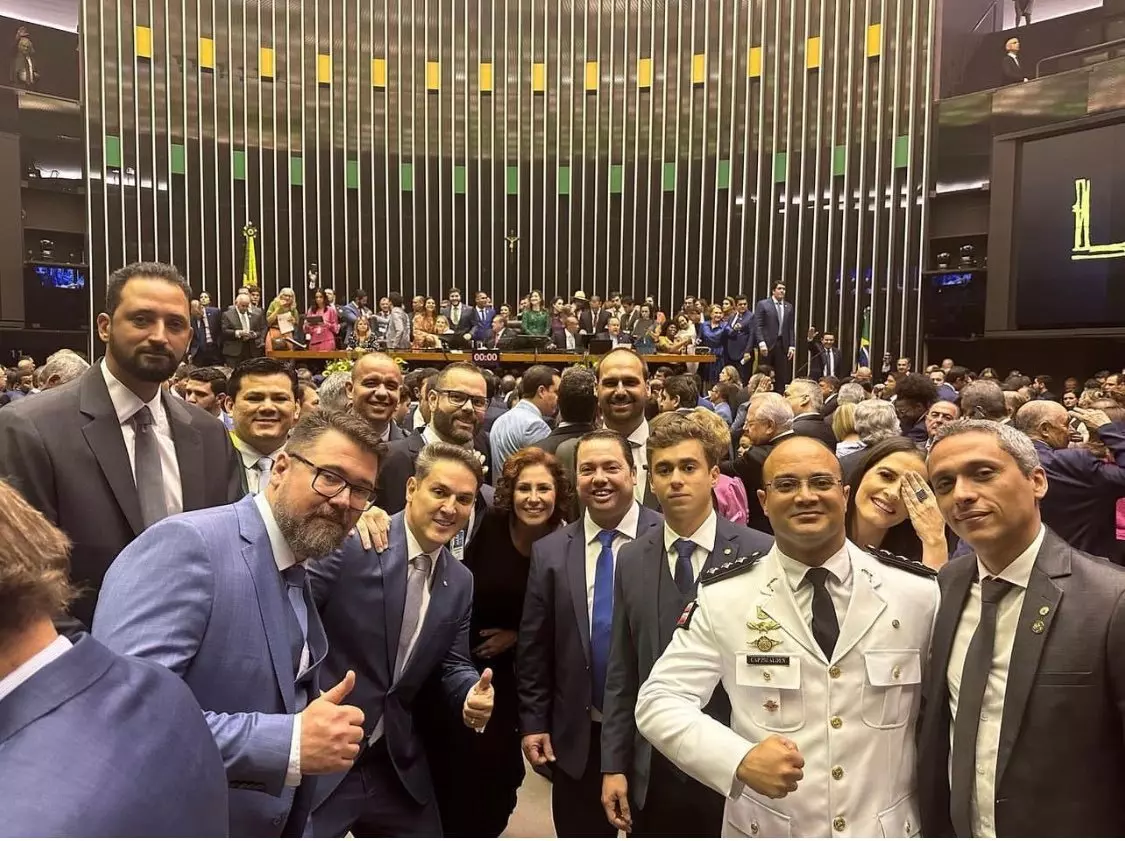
left=584, top=501, right=641, bottom=720
left=947, top=525, right=1045, bottom=838
left=233, top=436, right=285, bottom=495
left=776, top=540, right=854, bottom=629
left=625, top=418, right=650, bottom=504
left=253, top=492, right=306, bottom=787
left=368, top=521, right=442, bottom=747
left=0, top=634, right=72, bottom=704
left=663, top=508, right=718, bottom=583
left=101, top=360, right=183, bottom=517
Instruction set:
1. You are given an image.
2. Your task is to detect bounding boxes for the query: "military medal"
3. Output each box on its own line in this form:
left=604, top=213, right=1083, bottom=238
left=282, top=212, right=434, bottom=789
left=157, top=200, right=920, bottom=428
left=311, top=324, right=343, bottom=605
left=753, top=635, right=781, bottom=653
left=762, top=699, right=779, bottom=713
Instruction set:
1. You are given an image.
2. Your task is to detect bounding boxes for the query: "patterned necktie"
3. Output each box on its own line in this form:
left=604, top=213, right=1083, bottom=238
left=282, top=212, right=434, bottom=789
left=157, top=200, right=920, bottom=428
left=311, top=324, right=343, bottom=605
left=590, top=529, right=617, bottom=710
left=672, top=538, right=696, bottom=595
left=395, top=554, right=434, bottom=678
left=950, top=576, right=1014, bottom=837
left=805, top=567, right=840, bottom=660
left=130, top=405, right=168, bottom=528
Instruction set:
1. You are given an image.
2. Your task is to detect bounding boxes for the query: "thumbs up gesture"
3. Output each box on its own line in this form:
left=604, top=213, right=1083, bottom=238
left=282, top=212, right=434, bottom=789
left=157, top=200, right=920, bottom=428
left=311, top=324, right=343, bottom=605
left=462, top=668, right=495, bottom=732
left=300, top=670, right=366, bottom=775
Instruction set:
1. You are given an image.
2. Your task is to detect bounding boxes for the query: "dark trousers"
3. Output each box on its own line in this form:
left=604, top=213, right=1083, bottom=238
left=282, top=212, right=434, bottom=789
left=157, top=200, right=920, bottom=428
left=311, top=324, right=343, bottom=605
left=312, top=740, right=441, bottom=838
left=631, top=752, right=725, bottom=838
left=765, top=342, right=792, bottom=390
left=551, top=722, right=617, bottom=838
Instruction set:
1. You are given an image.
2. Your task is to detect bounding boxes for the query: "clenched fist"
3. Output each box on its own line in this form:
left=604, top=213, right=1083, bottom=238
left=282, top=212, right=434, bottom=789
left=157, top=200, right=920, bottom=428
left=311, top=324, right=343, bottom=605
left=736, top=734, right=804, bottom=799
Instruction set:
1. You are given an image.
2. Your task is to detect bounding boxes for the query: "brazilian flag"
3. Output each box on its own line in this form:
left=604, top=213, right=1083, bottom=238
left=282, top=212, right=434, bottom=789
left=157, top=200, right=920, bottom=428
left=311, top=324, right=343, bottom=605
left=858, top=306, right=871, bottom=368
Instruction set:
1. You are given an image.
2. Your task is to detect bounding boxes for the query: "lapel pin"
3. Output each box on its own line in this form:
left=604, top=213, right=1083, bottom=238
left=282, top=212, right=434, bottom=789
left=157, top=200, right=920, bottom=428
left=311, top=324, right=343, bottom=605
left=763, top=699, right=779, bottom=713
left=724, top=548, right=732, bottom=555
left=1038, top=605, right=1050, bottom=616
left=891, top=619, right=900, bottom=629
left=1031, top=619, right=1045, bottom=634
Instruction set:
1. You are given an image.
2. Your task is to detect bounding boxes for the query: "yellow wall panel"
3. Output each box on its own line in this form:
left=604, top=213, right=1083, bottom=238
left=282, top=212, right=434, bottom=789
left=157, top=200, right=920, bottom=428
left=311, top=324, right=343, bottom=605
left=317, top=54, right=331, bottom=84
left=260, top=47, right=275, bottom=79
left=691, top=53, right=706, bottom=84
left=807, top=36, right=821, bottom=69
left=867, top=24, right=883, bottom=57
left=135, top=26, right=152, bottom=59
left=585, top=61, right=599, bottom=91
left=480, top=62, right=494, bottom=92
left=637, top=57, right=653, bottom=88
left=531, top=62, right=547, bottom=92
left=199, top=37, right=215, bottom=69
left=426, top=61, right=441, bottom=90
left=748, top=46, right=762, bottom=78
left=372, top=57, right=387, bottom=87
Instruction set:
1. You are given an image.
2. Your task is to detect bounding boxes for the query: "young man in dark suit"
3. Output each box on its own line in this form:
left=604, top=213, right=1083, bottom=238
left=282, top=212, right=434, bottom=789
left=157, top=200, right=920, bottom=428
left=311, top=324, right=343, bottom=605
left=309, top=443, right=495, bottom=836
left=0, top=479, right=229, bottom=837
left=919, top=419, right=1125, bottom=837
left=601, top=413, right=773, bottom=837
left=190, top=294, right=224, bottom=365
left=0, top=262, right=242, bottom=632
left=807, top=326, right=843, bottom=381
left=467, top=290, right=497, bottom=344
left=518, top=430, right=663, bottom=837
left=754, top=282, right=796, bottom=390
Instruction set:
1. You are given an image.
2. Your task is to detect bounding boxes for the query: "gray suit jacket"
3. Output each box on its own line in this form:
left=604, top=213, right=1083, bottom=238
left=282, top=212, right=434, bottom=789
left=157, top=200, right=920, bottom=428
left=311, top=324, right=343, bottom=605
left=601, top=516, right=774, bottom=808
left=93, top=495, right=329, bottom=837
left=0, top=365, right=242, bottom=630
left=917, top=529, right=1125, bottom=837
left=1, top=634, right=229, bottom=836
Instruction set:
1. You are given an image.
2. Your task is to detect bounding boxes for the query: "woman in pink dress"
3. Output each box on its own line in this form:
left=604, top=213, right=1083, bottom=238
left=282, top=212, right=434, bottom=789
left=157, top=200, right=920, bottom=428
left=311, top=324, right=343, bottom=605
left=305, top=288, right=340, bottom=351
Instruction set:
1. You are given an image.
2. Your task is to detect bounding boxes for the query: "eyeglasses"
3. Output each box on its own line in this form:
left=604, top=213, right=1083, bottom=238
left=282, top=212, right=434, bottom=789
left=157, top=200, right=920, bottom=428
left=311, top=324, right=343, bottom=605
left=435, top=388, right=488, bottom=411
left=289, top=453, right=376, bottom=511
left=763, top=475, right=842, bottom=495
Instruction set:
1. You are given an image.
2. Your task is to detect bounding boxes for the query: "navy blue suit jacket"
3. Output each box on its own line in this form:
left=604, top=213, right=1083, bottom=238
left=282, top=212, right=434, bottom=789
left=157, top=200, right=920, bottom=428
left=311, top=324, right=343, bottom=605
left=467, top=307, right=497, bottom=342
left=1034, top=425, right=1125, bottom=559
left=190, top=306, right=223, bottom=358
left=753, top=297, right=795, bottom=351
left=517, top=505, right=664, bottom=781
left=308, top=512, right=479, bottom=820
left=723, top=312, right=755, bottom=364
left=1, top=634, right=228, bottom=836
left=93, top=495, right=328, bottom=837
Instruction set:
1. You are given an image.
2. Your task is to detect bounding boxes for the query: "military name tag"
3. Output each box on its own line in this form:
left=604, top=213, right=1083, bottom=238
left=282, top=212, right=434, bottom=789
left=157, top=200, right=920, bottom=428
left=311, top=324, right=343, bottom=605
left=745, top=655, right=790, bottom=666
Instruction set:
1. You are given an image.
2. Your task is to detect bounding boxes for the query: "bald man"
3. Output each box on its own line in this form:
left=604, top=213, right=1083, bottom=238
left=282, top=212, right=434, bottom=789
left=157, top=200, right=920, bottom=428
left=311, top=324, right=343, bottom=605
left=347, top=353, right=408, bottom=442
left=636, top=436, right=939, bottom=837
left=1012, top=401, right=1125, bottom=558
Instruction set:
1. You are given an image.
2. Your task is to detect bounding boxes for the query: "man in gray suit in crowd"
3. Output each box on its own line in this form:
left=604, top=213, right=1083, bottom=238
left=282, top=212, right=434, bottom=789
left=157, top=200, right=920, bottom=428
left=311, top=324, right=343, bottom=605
left=0, top=479, right=228, bottom=836
left=94, top=412, right=377, bottom=836
left=919, top=419, right=1125, bottom=836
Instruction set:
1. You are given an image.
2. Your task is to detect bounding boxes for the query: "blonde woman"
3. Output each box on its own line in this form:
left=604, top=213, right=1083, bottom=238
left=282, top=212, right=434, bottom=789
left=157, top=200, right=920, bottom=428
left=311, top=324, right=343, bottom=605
left=265, top=287, right=297, bottom=350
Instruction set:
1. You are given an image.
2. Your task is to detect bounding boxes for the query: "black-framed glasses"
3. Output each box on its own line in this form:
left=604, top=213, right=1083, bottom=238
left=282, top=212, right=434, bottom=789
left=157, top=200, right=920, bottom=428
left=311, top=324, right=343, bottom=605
left=434, top=388, right=488, bottom=411
left=289, top=453, right=376, bottom=511
left=764, top=475, right=842, bottom=495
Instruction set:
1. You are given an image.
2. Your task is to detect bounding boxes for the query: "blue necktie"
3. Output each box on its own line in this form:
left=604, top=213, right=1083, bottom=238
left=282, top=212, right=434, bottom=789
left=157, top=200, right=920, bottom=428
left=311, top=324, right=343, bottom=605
left=282, top=565, right=310, bottom=709
left=673, top=538, right=697, bottom=595
left=591, top=529, right=617, bottom=711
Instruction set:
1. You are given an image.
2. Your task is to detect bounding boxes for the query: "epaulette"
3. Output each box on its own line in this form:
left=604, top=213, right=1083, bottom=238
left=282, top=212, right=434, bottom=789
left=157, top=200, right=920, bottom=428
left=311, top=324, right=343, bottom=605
left=865, top=546, right=938, bottom=578
left=700, top=551, right=765, bottom=586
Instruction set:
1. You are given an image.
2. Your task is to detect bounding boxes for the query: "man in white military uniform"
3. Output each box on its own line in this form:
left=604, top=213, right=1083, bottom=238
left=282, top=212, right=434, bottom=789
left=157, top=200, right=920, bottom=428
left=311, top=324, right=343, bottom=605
left=636, top=436, right=939, bottom=837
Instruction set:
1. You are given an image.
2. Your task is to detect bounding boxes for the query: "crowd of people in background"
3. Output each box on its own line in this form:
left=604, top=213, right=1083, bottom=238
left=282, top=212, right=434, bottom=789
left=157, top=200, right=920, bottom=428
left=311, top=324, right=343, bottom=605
left=4, top=261, right=1125, bottom=838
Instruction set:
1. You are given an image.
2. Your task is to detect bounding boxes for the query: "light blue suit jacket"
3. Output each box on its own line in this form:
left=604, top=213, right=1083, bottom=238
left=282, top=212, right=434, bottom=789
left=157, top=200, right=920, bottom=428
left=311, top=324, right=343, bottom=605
left=1, top=634, right=229, bottom=837
left=93, top=494, right=328, bottom=837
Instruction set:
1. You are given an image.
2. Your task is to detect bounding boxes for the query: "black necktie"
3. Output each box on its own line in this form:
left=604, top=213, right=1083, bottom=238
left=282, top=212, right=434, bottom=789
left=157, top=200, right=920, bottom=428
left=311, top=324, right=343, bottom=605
left=950, top=576, right=1014, bottom=837
left=804, top=567, right=839, bottom=660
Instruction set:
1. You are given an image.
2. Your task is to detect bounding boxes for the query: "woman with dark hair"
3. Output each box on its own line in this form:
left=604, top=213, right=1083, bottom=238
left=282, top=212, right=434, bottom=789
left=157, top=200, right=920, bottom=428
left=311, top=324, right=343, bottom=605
left=845, top=436, right=950, bottom=571
left=429, top=447, right=573, bottom=837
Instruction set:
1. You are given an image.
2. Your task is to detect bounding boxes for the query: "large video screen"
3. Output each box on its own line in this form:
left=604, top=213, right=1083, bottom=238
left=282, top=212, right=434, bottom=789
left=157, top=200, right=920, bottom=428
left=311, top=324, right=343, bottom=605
left=1015, top=122, right=1125, bottom=328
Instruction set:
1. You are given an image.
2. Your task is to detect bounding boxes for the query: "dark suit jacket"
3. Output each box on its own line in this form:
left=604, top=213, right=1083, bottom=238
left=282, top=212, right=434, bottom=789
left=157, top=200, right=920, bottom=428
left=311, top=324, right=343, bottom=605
left=918, top=530, right=1125, bottom=837
left=551, top=328, right=583, bottom=351
left=190, top=306, right=223, bottom=360
left=308, top=515, right=479, bottom=818
left=723, top=313, right=755, bottom=367
left=0, top=365, right=242, bottom=629
left=517, top=507, right=664, bottom=781
left=376, top=431, right=493, bottom=515
left=792, top=412, right=837, bottom=449
left=2, top=634, right=229, bottom=837
left=1002, top=53, right=1026, bottom=83
left=467, top=307, right=497, bottom=342
left=808, top=340, right=844, bottom=380
left=482, top=396, right=509, bottom=433
left=601, top=517, right=773, bottom=808
left=441, top=305, right=472, bottom=334
left=1033, top=426, right=1125, bottom=559
left=221, top=307, right=268, bottom=359
left=579, top=307, right=612, bottom=335
left=753, top=297, right=795, bottom=351
left=722, top=431, right=796, bottom=533
left=536, top=421, right=598, bottom=456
